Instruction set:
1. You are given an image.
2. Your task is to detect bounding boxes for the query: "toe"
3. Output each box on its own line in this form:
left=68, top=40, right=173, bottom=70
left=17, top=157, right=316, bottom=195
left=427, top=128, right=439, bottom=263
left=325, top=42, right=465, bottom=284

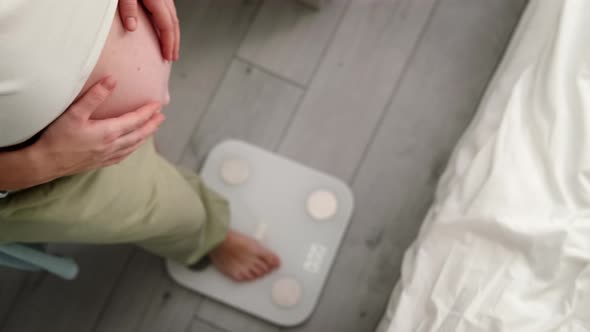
left=235, top=270, right=248, bottom=281
left=228, top=270, right=241, bottom=281
left=249, top=266, right=263, bottom=279
left=225, top=260, right=245, bottom=281
left=272, top=255, right=281, bottom=268
left=261, top=252, right=281, bottom=269
left=243, top=269, right=257, bottom=281
left=259, top=252, right=273, bottom=265
left=253, top=260, right=269, bottom=275
left=231, top=270, right=244, bottom=282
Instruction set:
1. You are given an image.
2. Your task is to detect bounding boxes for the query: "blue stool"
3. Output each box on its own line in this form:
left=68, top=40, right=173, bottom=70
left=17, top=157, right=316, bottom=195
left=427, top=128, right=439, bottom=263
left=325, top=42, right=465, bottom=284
left=0, top=192, right=78, bottom=279
left=0, top=243, right=79, bottom=280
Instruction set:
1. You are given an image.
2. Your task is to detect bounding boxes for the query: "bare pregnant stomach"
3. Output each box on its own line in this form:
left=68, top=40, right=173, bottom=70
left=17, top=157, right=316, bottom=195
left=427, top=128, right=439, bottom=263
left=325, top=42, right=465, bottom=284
left=77, top=5, right=172, bottom=120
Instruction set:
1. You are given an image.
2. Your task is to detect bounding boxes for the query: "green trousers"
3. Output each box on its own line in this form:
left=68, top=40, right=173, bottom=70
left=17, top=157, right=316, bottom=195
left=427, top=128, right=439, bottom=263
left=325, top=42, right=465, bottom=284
left=0, top=142, right=230, bottom=265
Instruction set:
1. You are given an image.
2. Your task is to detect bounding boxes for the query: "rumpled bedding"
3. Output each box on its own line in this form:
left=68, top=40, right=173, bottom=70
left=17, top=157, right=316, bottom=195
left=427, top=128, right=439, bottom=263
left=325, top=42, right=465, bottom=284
left=377, top=1, right=590, bottom=331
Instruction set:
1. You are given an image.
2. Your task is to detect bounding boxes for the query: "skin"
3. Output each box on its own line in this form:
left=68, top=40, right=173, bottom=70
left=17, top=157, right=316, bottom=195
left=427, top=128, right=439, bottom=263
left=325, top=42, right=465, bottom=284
left=118, top=0, right=180, bottom=61
left=79, top=6, right=172, bottom=120
left=83, top=7, right=281, bottom=281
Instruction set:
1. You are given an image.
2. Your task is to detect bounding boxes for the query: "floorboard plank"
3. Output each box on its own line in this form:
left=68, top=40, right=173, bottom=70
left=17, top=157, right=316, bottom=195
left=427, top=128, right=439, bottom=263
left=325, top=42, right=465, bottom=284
left=278, top=0, right=438, bottom=181
left=0, top=269, right=27, bottom=328
left=238, top=0, right=349, bottom=85
left=94, top=250, right=186, bottom=332
left=186, top=318, right=228, bottom=332
left=135, top=271, right=203, bottom=332
left=197, top=300, right=279, bottom=332
left=1, top=245, right=132, bottom=332
left=180, top=58, right=303, bottom=169
left=156, top=0, right=261, bottom=163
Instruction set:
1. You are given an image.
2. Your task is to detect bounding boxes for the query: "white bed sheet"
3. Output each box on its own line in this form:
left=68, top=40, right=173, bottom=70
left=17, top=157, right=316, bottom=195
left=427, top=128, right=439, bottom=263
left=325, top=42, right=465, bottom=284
left=377, top=1, right=590, bottom=331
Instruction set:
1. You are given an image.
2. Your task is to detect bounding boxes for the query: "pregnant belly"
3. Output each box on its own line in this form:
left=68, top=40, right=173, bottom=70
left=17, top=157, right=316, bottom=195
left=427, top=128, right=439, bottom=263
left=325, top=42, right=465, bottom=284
left=78, top=5, right=171, bottom=120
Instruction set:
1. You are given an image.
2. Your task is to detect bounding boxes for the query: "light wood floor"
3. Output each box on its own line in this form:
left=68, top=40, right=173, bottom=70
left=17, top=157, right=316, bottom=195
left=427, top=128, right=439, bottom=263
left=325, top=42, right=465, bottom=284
left=0, top=0, right=526, bottom=331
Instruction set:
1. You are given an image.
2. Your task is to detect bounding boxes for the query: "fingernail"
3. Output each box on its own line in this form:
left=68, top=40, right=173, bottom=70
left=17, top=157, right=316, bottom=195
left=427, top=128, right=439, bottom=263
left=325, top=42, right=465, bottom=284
left=126, top=17, right=137, bottom=30
left=103, top=76, right=117, bottom=90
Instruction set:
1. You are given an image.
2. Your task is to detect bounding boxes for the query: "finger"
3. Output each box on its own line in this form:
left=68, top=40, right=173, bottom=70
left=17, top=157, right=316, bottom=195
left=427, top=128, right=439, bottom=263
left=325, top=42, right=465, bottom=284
left=102, top=156, right=126, bottom=168
left=118, top=0, right=139, bottom=31
left=103, top=113, right=163, bottom=165
left=98, top=102, right=162, bottom=142
left=165, top=0, right=180, bottom=60
left=114, top=113, right=164, bottom=151
left=176, top=24, right=181, bottom=60
left=69, top=76, right=116, bottom=120
left=174, top=13, right=180, bottom=60
left=145, top=0, right=175, bottom=60
left=102, top=139, right=146, bottom=166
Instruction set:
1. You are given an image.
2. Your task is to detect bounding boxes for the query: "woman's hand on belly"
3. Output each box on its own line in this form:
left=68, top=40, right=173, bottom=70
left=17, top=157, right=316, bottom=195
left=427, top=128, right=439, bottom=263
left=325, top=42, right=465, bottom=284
left=118, top=0, right=180, bottom=61
left=35, top=76, right=164, bottom=180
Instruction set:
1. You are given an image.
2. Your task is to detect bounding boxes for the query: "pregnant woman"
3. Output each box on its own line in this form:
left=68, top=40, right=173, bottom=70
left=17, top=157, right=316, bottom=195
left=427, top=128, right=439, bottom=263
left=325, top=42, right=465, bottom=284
left=0, top=0, right=280, bottom=282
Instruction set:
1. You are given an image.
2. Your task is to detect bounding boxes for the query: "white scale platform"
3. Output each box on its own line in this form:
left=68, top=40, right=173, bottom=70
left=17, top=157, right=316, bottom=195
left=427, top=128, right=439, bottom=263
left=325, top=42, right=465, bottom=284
left=166, top=140, right=354, bottom=327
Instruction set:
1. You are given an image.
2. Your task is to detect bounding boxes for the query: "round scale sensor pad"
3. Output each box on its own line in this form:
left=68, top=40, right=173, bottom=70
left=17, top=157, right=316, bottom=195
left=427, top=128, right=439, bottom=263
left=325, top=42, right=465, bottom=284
left=220, top=158, right=250, bottom=185
left=272, top=277, right=303, bottom=308
left=307, top=190, right=338, bottom=220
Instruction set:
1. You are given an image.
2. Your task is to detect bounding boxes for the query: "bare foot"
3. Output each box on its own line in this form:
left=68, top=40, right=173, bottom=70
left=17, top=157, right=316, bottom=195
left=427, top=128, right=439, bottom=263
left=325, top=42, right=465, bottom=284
left=209, top=230, right=281, bottom=282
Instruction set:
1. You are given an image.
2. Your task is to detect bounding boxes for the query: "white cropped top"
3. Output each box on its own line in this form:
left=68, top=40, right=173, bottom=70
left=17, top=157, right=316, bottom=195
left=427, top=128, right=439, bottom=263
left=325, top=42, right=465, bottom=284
left=0, top=0, right=118, bottom=147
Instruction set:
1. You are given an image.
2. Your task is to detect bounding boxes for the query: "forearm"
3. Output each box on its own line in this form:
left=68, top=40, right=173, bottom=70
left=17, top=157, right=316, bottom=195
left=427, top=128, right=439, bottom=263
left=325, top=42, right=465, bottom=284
left=0, top=145, right=53, bottom=191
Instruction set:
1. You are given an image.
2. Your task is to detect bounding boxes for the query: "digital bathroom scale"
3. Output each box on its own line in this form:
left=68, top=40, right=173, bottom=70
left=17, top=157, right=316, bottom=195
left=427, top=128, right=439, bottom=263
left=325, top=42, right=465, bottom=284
left=166, top=140, right=354, bottom=326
